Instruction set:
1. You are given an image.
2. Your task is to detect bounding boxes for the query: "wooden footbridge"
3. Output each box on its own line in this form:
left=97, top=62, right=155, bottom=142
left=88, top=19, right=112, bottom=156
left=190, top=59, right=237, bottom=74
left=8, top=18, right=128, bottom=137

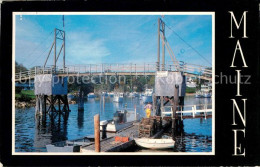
left=15, top=61, right=212, bottom=82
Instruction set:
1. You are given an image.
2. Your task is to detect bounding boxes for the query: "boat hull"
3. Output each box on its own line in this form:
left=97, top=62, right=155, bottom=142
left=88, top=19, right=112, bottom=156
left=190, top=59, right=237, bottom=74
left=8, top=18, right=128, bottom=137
left=87, top=95, right=96, bottom=98
left=203, top=93, right=211, bottom=98
left=142, top=96, right=152, bottom=103
left=134, top=138, right=175, bottom=149
left=46, top=144, right=81, bottom=152
left=100, top=121, right=133, bottom=133
left=113, top=97, right=123, bottom=103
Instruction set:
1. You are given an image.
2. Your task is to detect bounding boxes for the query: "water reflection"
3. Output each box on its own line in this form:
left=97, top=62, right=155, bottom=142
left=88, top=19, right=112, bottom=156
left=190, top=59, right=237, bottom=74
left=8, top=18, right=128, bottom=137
left=77, top=111, right=84, bottom=129
left=15, top=95, right=212, bottom=152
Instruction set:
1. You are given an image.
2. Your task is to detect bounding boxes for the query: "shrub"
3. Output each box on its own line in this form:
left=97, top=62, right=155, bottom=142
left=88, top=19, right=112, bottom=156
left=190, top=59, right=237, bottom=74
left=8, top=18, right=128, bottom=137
left=18, top=94, right=32, bottom=102
left=15, top=87, right=22, bottom=94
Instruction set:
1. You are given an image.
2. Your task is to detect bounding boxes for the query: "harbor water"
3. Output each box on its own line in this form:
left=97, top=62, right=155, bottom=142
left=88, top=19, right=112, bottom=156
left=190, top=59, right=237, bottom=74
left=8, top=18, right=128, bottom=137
left=15, top=95, right=212, bottom=152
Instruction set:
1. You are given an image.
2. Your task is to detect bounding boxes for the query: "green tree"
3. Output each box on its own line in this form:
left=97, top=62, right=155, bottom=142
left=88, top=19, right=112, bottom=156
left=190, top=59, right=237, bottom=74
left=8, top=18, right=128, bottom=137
left=15, top=61, right=27, bottom=73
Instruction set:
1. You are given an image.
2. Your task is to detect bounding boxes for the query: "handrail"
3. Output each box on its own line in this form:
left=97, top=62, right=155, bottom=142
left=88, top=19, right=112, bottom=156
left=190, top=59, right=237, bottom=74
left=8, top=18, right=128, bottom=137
left=15, top=62, right=212, bottom=81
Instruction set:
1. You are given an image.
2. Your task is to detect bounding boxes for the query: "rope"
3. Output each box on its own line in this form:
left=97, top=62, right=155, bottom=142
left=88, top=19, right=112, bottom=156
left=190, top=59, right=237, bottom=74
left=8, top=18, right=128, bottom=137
left=162, top=19, right=212, bottom=66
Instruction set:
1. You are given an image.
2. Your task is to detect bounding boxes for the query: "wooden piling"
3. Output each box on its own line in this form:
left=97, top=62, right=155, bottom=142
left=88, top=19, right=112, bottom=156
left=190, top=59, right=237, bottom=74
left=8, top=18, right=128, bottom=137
left=171, top=85, right=179, bottom=138
left=94, top=114, right=100, bottom=152
left=152, top=94, right=156, bottom=116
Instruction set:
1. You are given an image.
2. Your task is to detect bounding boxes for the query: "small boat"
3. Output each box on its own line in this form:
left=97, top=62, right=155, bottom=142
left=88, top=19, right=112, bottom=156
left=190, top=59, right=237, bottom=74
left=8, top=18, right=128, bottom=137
left=46, top=136, right=94, bottom=152
left=134, top=138, right=175, bottom=149
left=101, top=91, right=108, bottom=97
left=142, top=89, right=153, bottom=103
left=67, top=94, right=75, bottom=101
left=108, top=92, right=114, bottom=97
left=87, top=93, right=96, bottom=98
left=203, top=93, right=211, bottom=98
left=113, top=93, right=124, bottom=103
left=195, top=91, right=202, bottom=98
left=129, top=92, right=139, bottom=97
left=100, top=110, right=133, bottom=132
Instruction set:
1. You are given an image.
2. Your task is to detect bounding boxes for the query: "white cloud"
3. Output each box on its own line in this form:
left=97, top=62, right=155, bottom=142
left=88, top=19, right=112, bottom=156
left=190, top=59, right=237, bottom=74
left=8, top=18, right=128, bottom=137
left=66, top=31, right=111, bottom=65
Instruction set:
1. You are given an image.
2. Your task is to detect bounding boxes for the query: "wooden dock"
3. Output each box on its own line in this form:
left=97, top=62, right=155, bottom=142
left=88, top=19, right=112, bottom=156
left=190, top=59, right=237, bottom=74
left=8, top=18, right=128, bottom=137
left=82, top=124, right=138, bottom=152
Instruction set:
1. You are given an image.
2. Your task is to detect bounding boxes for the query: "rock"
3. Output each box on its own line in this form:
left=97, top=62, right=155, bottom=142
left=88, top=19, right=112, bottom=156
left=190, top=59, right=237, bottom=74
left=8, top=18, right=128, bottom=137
left=70, top=100, right=76, bottom=104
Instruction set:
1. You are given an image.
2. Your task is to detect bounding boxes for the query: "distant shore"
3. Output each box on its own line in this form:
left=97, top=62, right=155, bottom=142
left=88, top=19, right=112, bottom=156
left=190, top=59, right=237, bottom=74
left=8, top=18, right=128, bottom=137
left=185, top=93, right=195, bottom=96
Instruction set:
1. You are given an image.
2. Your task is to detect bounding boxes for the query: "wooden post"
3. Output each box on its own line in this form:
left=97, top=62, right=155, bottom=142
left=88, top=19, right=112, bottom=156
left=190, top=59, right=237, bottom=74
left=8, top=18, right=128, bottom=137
left=152, top=94, right=156, bottom=116
left=171, top=85, right=179, bottom=138
left=160, top=96, right=164, bottom=117
left=58, top=96, right=61, bottom=112
left=134, top=105, right=137, bottom=121
left=94, top=114, right=100, bottom=152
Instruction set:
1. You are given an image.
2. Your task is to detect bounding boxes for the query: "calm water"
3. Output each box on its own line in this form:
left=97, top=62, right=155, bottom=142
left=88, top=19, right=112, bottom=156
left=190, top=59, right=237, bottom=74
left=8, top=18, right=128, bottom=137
left=15, top=96, right=212, bottom=152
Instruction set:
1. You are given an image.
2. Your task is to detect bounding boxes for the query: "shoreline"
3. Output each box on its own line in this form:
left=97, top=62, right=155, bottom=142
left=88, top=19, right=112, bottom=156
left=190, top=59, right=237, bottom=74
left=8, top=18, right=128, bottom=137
left=185, top=93, right=195, bottom=96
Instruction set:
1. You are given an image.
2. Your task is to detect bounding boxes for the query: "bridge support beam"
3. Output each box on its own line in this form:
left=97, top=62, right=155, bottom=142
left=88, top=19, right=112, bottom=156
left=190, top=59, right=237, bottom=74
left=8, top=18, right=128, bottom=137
left=35, top=95, right=70, bottom=120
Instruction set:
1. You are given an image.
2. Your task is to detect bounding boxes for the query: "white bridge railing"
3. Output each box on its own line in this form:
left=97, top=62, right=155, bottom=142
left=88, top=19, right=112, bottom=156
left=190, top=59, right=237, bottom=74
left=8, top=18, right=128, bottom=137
left=161, top=104, right=213, bottom=120
left=15, top=61, right=212, bottom=81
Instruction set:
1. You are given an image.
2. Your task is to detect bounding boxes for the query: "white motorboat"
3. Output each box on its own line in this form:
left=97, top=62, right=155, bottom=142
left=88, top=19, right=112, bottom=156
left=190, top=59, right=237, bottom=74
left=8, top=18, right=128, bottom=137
left=101, top=91, right=108, bottom=97
left=134, top=138, right=175, bottom=149
left=87, top=92, right=96, bottom=98
left=196, top=84, right=212, bottom=98
left=108, top=92, right=114, bottom=97
left=129, top=92, right=139, bottom=97
left=100, top=110, right=133, bottom=132
left=195, top=91, right=202, bottom=98
left=46, top=136, right=94, bottom=152
left=203, top=93, right=211, bottom=98
left=142, top=89, right=153, bottom=103
left=113, top=93, right=124, bottom=103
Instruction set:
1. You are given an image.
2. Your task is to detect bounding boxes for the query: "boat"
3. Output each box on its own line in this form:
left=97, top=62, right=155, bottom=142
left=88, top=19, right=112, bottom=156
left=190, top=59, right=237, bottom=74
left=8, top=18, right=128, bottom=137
left=129, top=92, right=139, bottom=97
left=113, top=93, right=124, bottom=103
left=108, top=92, right=114, bottom=97
left=201, top=84, right=212, bottom=98
left=195, top=91, right=202, bottom=98
left=186, top=77, right=197, bottom=88
left=67, top=94, right=75, bottom=101
left=46, top=136, right=94, bottom=152
left=100, top=110, right=134, bottom=132
left=87, top=92, right=96, bottom=98
left=195, top=84, right=212, bottom=98
left=101, top=91, right=108, bottom=97
left=203, top=93, right=211, bottom=98
left=139, top=93, right=144, bottom=100
left=134, top=138, right=175, bottom=149
left=142, top=89, right=153, bottom=103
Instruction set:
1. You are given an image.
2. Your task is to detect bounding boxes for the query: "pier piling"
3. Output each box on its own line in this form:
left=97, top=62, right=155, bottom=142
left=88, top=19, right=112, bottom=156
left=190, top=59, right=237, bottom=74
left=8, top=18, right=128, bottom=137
left=94, top=114, right=100, bottom=152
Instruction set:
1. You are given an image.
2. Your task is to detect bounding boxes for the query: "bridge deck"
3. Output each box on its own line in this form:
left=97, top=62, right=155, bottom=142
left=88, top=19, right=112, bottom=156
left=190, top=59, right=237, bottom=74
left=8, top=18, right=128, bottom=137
left=15, top=62, right=212, bottom=82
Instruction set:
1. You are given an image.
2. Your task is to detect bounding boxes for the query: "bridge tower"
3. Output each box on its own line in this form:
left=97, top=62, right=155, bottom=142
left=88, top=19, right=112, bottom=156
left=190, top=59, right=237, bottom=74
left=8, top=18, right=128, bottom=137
left=154, top=18, right=186, bottom=137
left=35, top=28, right=70, bottom=120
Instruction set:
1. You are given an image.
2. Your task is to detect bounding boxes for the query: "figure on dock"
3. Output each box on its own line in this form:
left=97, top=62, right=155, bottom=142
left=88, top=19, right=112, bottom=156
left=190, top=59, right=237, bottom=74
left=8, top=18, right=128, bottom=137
left=144, top=102, right=152, bottom=118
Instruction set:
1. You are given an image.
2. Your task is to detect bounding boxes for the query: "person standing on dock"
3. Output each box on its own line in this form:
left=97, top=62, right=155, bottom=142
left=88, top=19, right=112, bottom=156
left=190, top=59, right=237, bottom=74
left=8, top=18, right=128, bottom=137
left=144, top=102, right=152, bottom=118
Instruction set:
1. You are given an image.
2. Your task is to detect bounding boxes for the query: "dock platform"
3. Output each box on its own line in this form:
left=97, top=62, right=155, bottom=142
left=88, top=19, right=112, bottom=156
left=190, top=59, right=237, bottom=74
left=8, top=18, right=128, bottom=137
left=82, top=124, right=138, bottom=152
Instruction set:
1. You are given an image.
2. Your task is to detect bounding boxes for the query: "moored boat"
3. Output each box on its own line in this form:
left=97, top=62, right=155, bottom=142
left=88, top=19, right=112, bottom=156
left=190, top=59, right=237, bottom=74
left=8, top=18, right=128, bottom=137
left=195, top=91, right=202, bottom=98
left=203, top=93, right=211, bottom=98
left=134, top=138, right=175, bottom=149
left=87, top=92, right=96, bottom=98
left=113, top=93, right=124, bottom=103
left=100, top=110, right=134, bottom=133
left=129, top=92, right=139, bottom=97
left=46, top=136, right=94, bottom=152
left=108, top=92, right=114, bottom=97
left=142, top=89, right=153, bottom=103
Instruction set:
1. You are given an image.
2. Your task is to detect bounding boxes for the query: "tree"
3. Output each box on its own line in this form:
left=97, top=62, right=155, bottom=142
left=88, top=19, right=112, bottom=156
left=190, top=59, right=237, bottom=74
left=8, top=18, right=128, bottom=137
left=15, top=61, right=27, bottom=73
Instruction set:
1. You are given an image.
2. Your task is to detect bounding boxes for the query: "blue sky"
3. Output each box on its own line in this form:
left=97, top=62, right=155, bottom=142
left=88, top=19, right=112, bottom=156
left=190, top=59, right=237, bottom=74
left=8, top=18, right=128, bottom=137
left=15, top=14, right=212, bottom=68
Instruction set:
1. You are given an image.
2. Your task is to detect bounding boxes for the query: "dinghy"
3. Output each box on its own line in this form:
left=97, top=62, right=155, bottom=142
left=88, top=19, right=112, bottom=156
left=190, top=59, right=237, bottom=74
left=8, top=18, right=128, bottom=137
left=134, top=138, right=175, bottom=149
left=46, top=136, right=94, bottom=152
